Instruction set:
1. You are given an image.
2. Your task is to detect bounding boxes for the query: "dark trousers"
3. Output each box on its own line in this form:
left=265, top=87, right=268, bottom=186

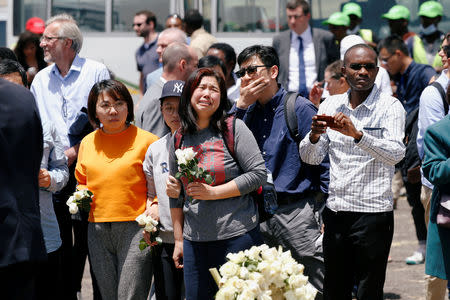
left=36, top=248, right=63, bottom=300
left=322, top=207, right=393, bottom=300
left=153, top=243, right=184, bottom=300
left=183, top=226, right=262, bottom=300
left=0, top=261, right=38, bottom=300
left=404, top=181, right=427, bottom=242
left=53, top=163, right=101, bottom=300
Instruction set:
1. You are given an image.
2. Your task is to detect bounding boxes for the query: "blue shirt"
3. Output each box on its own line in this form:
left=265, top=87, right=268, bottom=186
left=396, top=61, right=436, bottom=115
left=31, top=55, right=110, bottom=149
left=136, top=37, right=160, bottom=92
left=231, top=87, right=329, bottom=194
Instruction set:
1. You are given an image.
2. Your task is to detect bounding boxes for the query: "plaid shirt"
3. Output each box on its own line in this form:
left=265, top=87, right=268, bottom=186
left=299, top=86, right=406, bottom=213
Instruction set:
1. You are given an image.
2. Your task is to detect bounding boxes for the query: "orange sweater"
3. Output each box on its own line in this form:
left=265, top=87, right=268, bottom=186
left=75, top=125, right=158, bottom=222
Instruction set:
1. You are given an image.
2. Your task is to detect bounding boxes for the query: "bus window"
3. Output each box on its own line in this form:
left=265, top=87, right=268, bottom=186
left=52, top=0, right=105, bottom=32
left=13, top=0, right=46, bottom=35
left=112, top=0, right=169, bottom=32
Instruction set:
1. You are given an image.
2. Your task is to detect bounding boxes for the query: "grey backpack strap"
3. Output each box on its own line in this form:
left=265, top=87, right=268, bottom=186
left=430, top=81, right=449, bottom=115
left=284, top=91, right=300, bottom=144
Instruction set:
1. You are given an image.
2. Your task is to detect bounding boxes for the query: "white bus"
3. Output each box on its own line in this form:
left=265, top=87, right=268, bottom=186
left=1, top=0, right=449, bottom=88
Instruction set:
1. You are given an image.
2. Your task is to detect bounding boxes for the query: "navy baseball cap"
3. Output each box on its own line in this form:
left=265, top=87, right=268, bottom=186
left=160, top=80, right=185, bottom=102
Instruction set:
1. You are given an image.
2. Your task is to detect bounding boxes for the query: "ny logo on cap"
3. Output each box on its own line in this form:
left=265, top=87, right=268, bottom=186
left=173, top=82, right=184, bottom=93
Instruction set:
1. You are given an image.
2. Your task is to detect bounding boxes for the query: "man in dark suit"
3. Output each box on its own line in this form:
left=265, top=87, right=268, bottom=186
left=0, top=78, right=46, bottom=299
left=273, top=0, right=339, bottom=97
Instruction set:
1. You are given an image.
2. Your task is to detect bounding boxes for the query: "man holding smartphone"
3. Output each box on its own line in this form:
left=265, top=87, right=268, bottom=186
left=299, top=44, right=406, bottom=299
left=231, top=45, right=329, bottom=299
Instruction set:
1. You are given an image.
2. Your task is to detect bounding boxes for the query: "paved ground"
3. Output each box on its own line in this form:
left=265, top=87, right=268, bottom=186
left=80, top=195, right=448, bottom=299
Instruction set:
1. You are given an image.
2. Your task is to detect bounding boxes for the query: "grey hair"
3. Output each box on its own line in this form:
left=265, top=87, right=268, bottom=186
left=46, top=14, right=83, bottom=53
left=159, top=28, right=187, bottom=44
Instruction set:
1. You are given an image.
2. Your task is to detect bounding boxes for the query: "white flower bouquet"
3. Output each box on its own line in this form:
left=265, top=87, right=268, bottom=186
left=175, top=147, right=213, bottom=201
left=66, top=189, right=93, bottom=214
left=135, top=213, right=162, bottom=251
left=211, top=244, right=317, bottom=300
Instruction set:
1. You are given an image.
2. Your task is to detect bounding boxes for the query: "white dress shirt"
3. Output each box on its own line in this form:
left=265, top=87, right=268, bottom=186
left=299, top=86, right=406, bottom=213
left=288, top=26, right=317, bottom=92
left=31, top=55, right=110, bottom=149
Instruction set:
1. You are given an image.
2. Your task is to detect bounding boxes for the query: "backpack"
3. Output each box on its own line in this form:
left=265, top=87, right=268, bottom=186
left=284, top=91, right=302, bottom=144
left=430, top=81, right=449, bottom=115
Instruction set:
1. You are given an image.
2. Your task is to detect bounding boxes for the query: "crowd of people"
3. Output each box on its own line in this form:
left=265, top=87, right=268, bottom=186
left=1, top=0, right=450, bottom=300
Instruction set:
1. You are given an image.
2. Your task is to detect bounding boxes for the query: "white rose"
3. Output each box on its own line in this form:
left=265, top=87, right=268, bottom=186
left=294, top=283, right=317, bottom=300
left=68, top=203, right=79, bottom=214
left=226, top=251, right=246, bottom=264
left=183, top=147, right=197, bottom=161
left=237, top=289, right=256, bottom=300
left=257, top=290, right=272, bottom=300
left=66, top=196, right=75, bottom=206
left=228, top=276, right=245, bottom=291
left=73, top=190, right=84, bottom=200
left=239, top=267, right=250, bottom=279
left=287, top=274, right=308, bottom=289
left=244, top=279, right=261, bottom=295
left=175, top=149, right=187, bottom=165
left=219, top=262, right=239, bottom=278
left=135, top=213, right=147, bottom=226
left=216, top=284, right=237, bottom=300
left=284, top=290, right=297, bottom=300
left=245, top=246, right=261, bottom=261
left=144, top=222, right=156, bottom=232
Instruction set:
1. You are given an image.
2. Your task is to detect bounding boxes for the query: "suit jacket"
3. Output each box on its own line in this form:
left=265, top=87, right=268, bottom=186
left=272, top=28, right=339, bottom=90
left=0, top=78, right=46, bottom=267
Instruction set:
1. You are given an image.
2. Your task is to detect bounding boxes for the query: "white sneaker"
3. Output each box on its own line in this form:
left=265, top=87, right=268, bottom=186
left=405, top=251, right=425, bottom=265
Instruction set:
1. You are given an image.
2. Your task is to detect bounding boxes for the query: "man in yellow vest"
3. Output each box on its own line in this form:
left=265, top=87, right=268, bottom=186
left=342, top=2, right=379, bottom=49
left=323, top=12, right=350, bottom=45
left=382, top=4, right=428, bottom=64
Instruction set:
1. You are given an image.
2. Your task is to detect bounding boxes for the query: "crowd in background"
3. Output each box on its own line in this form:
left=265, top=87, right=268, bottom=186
left=1, top=1, right=450, bottom=300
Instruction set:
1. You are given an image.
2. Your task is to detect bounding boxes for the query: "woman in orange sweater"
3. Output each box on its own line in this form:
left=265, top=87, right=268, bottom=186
left=75, top=79, right=158, bottom=300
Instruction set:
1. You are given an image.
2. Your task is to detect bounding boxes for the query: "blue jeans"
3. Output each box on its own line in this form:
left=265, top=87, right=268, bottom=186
left=183, top=226, right=262, bottom=300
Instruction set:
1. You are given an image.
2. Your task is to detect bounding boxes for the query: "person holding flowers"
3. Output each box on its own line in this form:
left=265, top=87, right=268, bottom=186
left=168, top=68, right=267, bottom=300
left=75, top=79, right=158, bottom=300
left=142, top=80, right=185, bottom=300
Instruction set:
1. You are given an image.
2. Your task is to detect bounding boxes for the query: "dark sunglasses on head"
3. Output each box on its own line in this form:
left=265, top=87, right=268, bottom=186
left=236, top=65, right=270, bottom=78
left=348, top=63, right=377, bottom=71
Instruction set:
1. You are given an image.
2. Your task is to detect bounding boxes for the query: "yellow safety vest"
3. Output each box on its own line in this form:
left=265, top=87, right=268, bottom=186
left=359, top=29, right=373, bottom=43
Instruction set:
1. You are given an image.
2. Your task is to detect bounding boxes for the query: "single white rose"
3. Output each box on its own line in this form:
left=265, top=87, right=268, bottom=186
left=73, top=190, right=84, bottom=200
left=66, top=196, right=75, bottom=206
left=183, top=147, right=197, bottom=161
left=239, top=267, right=250, bottom=279
left=144, top=222, right=156, bottom=232
left=219, top=262, right=239, bottom=278
left=294, top=283, right=317, bottom=300
left=175, top=149, right=187, bottom=165
left=287, top=274, right=308, bottom=289
left=69, top=203, right=79, bottom=214
left=135, top=213, right=147, bottom=226
left=216, top=284, right=237, bottom=300
left=257, top=290, right=272, bottom=300
left=227, top=251, right=246, bottom=264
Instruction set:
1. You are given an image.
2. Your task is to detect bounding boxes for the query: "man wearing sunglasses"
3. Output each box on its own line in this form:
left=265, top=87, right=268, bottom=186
left=300, top=44, right=406, bottom=299
left=134, top=10, right=159, bottom=94
left=232, top=45, right=329, bottom=299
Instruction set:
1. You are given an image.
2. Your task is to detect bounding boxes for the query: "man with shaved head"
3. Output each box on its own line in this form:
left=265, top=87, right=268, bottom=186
left=300, top=44, right=406, bottom=299
left=137, top=42, right=197, bottom=136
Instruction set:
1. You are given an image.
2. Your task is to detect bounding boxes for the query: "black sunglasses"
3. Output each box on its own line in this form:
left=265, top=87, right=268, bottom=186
left=348, top=63, right=377, bottom=71
left=236, top=65, right=270, bottom=78
left=132, top=22, right=143, bottom=27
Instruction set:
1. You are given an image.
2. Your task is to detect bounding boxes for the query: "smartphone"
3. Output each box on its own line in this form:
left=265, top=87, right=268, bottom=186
left=316, top=115, right=341, bottom=129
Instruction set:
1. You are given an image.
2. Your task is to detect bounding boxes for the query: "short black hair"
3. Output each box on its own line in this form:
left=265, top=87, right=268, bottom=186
left=136, top=10, right=157, bottom=28
left=208, top=43, right=237, bottom=67
left=286, top=0, right=310, bottom=15
left=198, top=55, right=227, bottom=78
left=87, top=79, right=134, bottom=127
left=0, top=59, right=28, bottom=87
left=377, top=35, right=409, bottom=56
left=344, top=44, right=377, bottom=66
left=0, top=47, right=18, bottom=61
left=184, top=9, right=203, bottom=30
left=237, top=45, right=279, bottom=70
left=179, top=68, right=230, bottom=135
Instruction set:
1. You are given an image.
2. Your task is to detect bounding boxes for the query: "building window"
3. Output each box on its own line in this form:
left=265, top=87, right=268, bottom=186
left=52, top=0, right=105, bottom=32
left=217, top=0, right=278, bottom=33
left=13, top=0, right=46, bottom=35
left=112, top=0, right=169, bottom=32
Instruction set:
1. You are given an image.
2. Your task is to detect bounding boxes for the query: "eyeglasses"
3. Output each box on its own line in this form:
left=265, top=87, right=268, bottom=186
left=161, top=105, right=178, bottom=115
left=97, top=101, right=127, bottom=112
left=236, top=65, right=270, bottom=78
left=380, top=53, right=394, bottom=65
left=287, top=14, right=305, bottom=20
left=40, top=35, right=66, bottom=42
left=132, top=22, right=143, bottom=27
left=348, top=63, right=377, bottom=71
